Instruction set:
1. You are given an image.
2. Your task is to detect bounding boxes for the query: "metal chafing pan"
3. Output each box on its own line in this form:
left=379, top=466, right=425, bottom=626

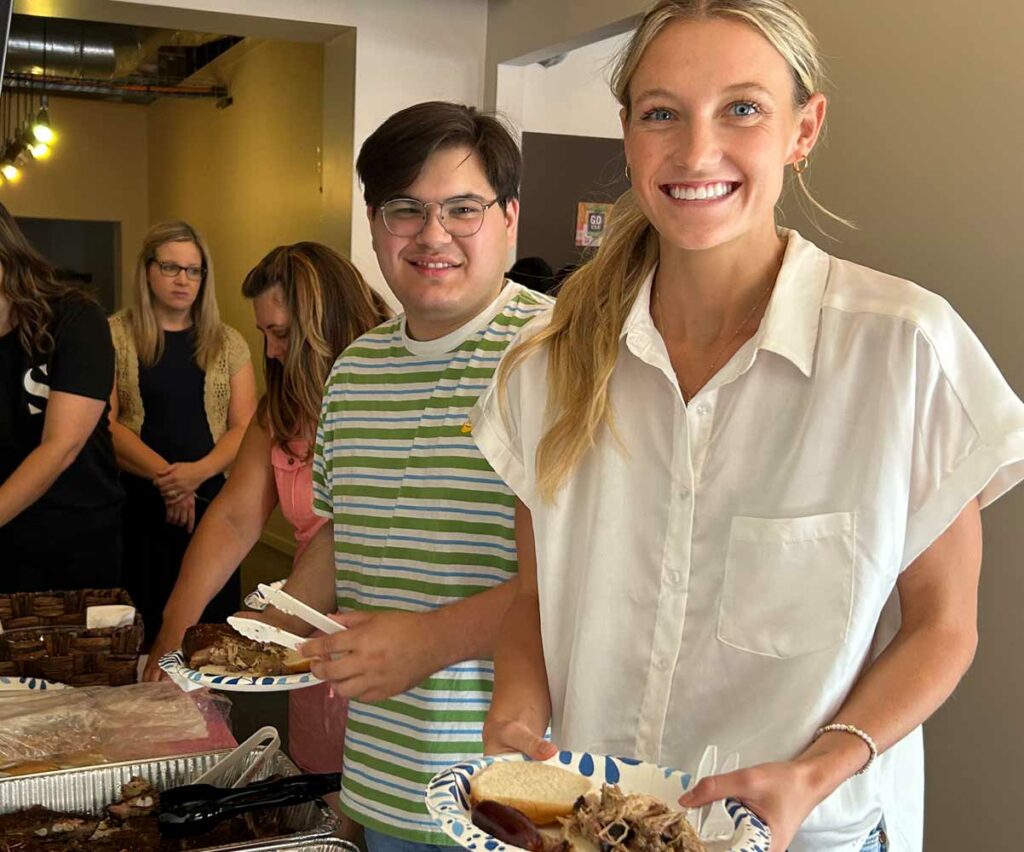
left=0, top=746, right=342, bottom=850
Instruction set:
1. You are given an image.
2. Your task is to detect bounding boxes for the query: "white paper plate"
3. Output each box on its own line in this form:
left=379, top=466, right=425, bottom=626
left=425, top=750, right=771, bottom=852
left=0, top=676, right=69, bottom=691
left=158, top=650, right=322, bottom=692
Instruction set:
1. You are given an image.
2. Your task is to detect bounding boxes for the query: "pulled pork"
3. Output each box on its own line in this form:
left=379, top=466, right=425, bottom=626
left=182, top=624, right=293, bottom=677
left=560, top=785, right=707, bottom=852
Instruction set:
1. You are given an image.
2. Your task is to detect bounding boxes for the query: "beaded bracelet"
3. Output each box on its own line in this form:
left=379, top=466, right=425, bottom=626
left=813, top=723, right=877, bottom=775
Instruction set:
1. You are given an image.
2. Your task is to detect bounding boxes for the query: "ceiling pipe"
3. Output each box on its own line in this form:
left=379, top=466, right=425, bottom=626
left=5, top=17, right=227, bottom=81
left=3, top=72, right=229, bottom=101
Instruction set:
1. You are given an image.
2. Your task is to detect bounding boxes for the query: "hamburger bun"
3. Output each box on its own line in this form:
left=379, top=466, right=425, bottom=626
left=470, top=761, right=592, bottom=825
left=282, top=648, right=314, bottom=674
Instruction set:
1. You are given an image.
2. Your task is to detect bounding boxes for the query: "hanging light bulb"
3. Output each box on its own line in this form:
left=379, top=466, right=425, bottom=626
left=10, top=133, right=31, bottom=167
left=1, top=140, right=22, bottom=181
left=30, top=141, right=50, bottom=160
left=32, top=97, right=54, bottom=145
left=18, top=123, right=37, bottom=161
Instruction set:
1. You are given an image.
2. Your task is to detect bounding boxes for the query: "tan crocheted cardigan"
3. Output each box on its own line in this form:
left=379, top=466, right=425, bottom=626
left=109, top=310, right=250, bottom=443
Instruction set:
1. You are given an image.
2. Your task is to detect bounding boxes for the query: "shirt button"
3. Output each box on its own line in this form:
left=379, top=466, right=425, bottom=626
left=679, top=486, right=690, bottom=499
left=695, top=402, right=710, bottom=417
left=667, top=570, right=682, bottom=586
left=654, top=657, right=671, bottom=672
left=288, top=457, right=295, bottom=465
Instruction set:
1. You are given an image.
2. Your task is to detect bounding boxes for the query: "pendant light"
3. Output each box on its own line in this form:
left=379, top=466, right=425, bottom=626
left=31, top=22, right=55, bottom=145
left=31, top=95, right=53, bottom=144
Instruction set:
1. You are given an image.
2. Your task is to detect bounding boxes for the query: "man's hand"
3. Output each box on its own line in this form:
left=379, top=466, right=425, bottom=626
left=679, top=759, right=822, bottom=852
left=482, top=717, right=557, bottom=760
left=299, top=610, right=448, bottom=703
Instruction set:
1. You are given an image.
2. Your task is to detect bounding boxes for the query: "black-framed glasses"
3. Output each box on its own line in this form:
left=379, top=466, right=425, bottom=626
left=150, top=260, right=206, bottom=282
left=379, top=196, right=499, bottom=238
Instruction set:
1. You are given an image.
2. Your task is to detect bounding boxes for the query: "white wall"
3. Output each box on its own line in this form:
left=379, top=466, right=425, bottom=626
left=106, top=0, right=489, bottom=303
left=499, top=32, right=630, bottom=140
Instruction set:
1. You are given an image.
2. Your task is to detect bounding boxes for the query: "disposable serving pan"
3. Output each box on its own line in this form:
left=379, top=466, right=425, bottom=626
left=0, top=746, right=340, bottom=850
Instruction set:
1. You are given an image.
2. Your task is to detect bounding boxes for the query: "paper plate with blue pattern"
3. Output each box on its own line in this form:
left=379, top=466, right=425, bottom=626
left=0, top=676, right=69, bottom=691
left=426, top=750, right=771, bottom=852
left=158, top=650, right=322, bottom=692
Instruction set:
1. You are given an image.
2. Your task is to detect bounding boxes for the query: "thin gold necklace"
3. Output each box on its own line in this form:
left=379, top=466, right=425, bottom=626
left=654, top=281, right=773, bottom=401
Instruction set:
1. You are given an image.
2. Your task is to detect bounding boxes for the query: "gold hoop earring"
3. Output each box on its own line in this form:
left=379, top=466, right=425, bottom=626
left=625, top=163, right=632, bottom=182
left=793, top=157, right=810, bottom=175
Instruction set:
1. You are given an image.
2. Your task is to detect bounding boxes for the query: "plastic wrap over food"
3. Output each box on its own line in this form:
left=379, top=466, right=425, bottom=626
left=0, top=681, right=234, bottom=775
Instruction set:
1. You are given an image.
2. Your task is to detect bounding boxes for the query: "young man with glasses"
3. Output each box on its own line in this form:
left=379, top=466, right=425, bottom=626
left=279, top=102, right=552, bottom=852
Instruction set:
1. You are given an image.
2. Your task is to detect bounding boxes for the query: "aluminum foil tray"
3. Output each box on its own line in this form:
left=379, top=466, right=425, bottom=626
left=0, top=746, right=340, bottom=851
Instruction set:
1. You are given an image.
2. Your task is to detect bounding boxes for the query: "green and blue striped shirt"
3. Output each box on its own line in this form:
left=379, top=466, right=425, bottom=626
left=312, top=283, right=553, bottom=842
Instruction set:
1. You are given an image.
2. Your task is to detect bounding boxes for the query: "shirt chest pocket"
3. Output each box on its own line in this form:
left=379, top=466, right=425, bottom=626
left=717, top=511, right=856, bottom=659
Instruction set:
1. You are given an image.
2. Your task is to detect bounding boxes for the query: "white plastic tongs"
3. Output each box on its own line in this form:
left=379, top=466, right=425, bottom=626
left=226, top=616, right=305, bottom=651
left=192, top=725, right=281, bottom=789
left=257, top=583, right=346, bottom=638
left=227, top=584, right=346, bottom=652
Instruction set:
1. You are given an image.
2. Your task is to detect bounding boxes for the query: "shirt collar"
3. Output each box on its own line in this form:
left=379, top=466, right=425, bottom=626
left=752, top=228, right=830, bottom=377
left=621, top=228, right=829, bottom=378
left=400, top=279, right=518, bottom=355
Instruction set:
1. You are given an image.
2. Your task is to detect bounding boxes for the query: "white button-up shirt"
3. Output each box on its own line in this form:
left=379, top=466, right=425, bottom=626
left=472, top=230, right=1024, bottom=851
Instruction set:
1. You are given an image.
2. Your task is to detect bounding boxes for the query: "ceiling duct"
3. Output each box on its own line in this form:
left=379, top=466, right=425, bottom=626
left=6, top=17, right=228, bottom=81
left=3, top=16, right=237, bottom=104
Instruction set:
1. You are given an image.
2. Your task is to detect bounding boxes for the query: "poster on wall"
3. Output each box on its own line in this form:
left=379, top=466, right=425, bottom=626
left=575, top=201, right=614, bottom=248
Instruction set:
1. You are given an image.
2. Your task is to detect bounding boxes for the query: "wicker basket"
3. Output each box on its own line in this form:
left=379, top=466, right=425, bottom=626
left=0, top=589, right=143, bottom=686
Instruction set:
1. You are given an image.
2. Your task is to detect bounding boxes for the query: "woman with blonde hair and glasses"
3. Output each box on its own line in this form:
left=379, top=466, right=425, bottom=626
left=473, top=1, right=1024, bottom=850
left=110, top=221, right=256, bottom=643
left=143, top=242, right=389, bottom=783
left=0, top=201, right=124, bottom=591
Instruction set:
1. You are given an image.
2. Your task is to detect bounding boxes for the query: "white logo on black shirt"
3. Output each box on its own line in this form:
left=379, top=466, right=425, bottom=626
left=23, top=364, right=50, bottom=415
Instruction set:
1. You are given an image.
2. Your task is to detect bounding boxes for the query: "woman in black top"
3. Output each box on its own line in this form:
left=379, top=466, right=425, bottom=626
left=109, top=222, right=255, bottom=643
left=0, top=202, right=124, bottom=591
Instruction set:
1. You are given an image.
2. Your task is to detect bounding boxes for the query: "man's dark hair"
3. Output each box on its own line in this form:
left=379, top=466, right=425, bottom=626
left=356, top=101, right=521, bottom=212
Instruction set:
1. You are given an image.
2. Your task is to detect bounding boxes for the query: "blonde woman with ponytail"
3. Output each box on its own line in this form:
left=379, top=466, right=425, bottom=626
left=473, top=3, right=1024, bottom=851
left=144, top=243, right=388, bottom=793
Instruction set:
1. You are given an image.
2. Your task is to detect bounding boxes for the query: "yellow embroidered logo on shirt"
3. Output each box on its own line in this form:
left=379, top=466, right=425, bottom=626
left=461, top=420, right=473, bottom=434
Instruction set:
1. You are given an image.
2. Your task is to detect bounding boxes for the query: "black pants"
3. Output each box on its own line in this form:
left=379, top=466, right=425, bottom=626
left=1, top=501, right=123, bottom=593
left=121, top=473, right=239, bottom=647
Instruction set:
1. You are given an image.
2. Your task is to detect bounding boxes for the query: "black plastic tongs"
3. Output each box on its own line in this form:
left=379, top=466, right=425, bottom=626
left=157, top=771, right=341, bottom=837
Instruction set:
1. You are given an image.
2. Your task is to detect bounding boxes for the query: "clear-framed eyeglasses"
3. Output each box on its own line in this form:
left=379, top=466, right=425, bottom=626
left=379, top=196, right=499, bottom=238
left=150, top=259, right=206, bottom=282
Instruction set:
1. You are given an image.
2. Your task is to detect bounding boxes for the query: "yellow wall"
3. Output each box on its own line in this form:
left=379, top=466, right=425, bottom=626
left=147, top=38, right=326, bottom=376
left=147, top=37, right=329, bottom=555
left=0, top=96, right=149, bottom=305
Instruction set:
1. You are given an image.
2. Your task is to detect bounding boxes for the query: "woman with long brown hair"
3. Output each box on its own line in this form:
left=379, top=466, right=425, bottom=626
left=143, top=242, right=389, bottom=780
left=474, top=2, right=1024, bottom=850
left=0, top=201, right=124, bottom=591
left=110, top=221, right=257, bottom=642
